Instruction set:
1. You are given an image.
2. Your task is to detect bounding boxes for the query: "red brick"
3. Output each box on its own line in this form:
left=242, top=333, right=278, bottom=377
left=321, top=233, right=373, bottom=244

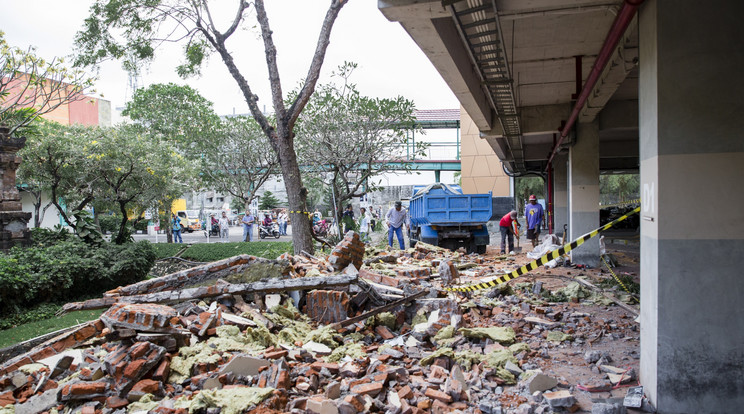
left=351, top=382, right=383, bottom=397
left=106, top=396, right=129, bottom=409
left=398, top=385, right=413, bottom=400
left=151, top=355, right=171, bottom=382
left=131, top=379, right=161, bottom=394
left=344, top=394, right=365, bottom=411
left=69, top=382, right=108, bottom=396
left=424, top=388, right=453, bottom=403
left=375, top=325, right=395, bottom=340
left=129, top=342, right=150, bottom=359
left=123, top=359, right=146, bottom=379
left=264, top=350, right=288, bottom=360
left=0, top=390, right=15, bottom=407
left=310, top=362, right=339, bottom=374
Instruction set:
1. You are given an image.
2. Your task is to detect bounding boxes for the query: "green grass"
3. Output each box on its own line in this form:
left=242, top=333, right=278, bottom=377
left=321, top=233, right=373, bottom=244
left=0, top=309, right=104, bottom=349
left=179, top=241, right=293, bottom=262
left=150, top=243, right=187, bottom=259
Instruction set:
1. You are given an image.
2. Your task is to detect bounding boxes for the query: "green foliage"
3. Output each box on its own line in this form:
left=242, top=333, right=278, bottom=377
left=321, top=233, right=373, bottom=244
left=71, top=209, right=104, bottom=245
left=515, top=176, right=545, bottom=214
left=597, top=273, right=640, bottom=294
left=178, top=242, right=293, bottom=262
left=1, top=31, right=95, bottom=134
left=600, top=174, right=639, bottom=205
left=0, top=309, right=104, bottom=346
left=151, top=243, right=187, bottom=259
left=0, top=240, right=155, bottom=317
left=259, top=191, right=282, bottom=210
left=30, top=227, right=74, bottom=247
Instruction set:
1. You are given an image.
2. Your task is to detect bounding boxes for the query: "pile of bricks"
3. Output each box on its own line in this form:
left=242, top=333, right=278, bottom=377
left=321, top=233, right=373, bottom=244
left=0, top=233, right=646, bottom=413
left=328, top=231, right=365, bottom=271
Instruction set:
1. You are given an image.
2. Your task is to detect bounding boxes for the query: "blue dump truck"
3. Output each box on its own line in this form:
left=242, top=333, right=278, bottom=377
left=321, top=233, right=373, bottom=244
left=408, top=183, right=492, bottom=254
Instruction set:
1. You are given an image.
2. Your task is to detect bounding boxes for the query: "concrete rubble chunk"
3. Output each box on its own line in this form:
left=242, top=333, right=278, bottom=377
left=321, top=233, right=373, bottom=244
left=543, top=390, right=576, bottom=408
left=592, top=400, right=627, bottom=414
left=265, top=294, right=282, bottom=310
left=14, top=388, right=58, bottom=414
left=527, top=373, right=559, bottom=393
left=307, top=397, right=340, bottom=414
left=303, top=341, right=333, bottom=355
left=220, top=354, right=270, bottom=377
left=325, top=380, right=341, bottom=400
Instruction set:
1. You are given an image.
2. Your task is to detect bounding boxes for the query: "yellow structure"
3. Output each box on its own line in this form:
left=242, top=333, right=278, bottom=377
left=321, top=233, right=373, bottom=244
left=459, top=107, right=510, bottom=196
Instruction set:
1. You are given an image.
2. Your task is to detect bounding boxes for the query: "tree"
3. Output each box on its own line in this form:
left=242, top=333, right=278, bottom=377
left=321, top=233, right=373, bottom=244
left=515, top=176, right=544, bottom=214
left=18, top=122, right=102, bottom=234
left=199, top=116, right=279, bottom=210
left=122, top=83, right=220, bottom=153
left=89, top=124, right=190, bottom=244
left=122, top=83, right=217, bottom=242
left=0, top=31, right=94, bottom=135
left=600, top=174, right=639, bottom=205
left=258, top=191, right=281, bottom=210
left=296, top=62, right=422, bottom=227
left=74, top=0, right=348, bottom=254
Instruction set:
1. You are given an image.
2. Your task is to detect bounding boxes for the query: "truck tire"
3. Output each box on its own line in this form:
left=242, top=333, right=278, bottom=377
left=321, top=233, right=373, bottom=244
left=476, top=245, right=487, bottom=255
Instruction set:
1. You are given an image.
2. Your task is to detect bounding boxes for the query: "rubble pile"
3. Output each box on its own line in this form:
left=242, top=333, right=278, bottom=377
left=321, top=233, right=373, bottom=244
left=0, top=233, right=646, bottom=414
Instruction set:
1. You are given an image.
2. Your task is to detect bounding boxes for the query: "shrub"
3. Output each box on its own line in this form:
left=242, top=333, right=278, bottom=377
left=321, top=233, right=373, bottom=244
left=0, top=240, right=156, bottom=317
left=30, top=226, right=74, bottom=247
left=97, top=214, right=121, bottom=234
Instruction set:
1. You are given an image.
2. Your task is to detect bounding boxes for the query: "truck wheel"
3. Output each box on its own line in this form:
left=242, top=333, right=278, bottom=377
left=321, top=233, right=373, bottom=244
left=476, top=245, right=487, bottom=255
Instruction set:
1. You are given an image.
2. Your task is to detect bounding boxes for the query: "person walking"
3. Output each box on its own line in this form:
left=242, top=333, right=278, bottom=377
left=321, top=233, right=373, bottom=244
left=172, top=213, right=183, bottom=243
left=341, top=204, right=356, bottom=234
left=218, top=211, right=230, bottom=241
left=499, top=210, right=519, bottom=254
left=386, top=201, right=409, bottom=249
left=524, top=195, right=544, bottom=247
left=277, top=209, right=288, bottom=236
left=358, top=207, right=371, bottom=243
left=241, top=209, right=255, bottom=242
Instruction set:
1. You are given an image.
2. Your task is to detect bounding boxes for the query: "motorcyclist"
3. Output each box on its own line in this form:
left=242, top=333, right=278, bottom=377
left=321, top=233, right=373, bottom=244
left=262, top=213, right=273, bottom=227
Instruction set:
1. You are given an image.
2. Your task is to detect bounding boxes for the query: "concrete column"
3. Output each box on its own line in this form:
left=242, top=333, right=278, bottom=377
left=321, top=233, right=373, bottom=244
left=552, top=152, right=568, bottom=237
left=639, top=1, right=744, bottom=412
left=568, top=120, right=600, bottom=266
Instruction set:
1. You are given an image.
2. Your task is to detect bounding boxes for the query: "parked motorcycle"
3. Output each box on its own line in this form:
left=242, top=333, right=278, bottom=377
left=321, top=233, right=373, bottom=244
left=313, top=219, right=329, bottom=237
left=259, top=222, right=281, bottom=239
left=203, top=222, right=219, bottom=238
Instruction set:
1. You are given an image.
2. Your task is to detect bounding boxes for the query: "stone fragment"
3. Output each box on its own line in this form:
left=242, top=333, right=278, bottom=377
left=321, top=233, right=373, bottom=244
left=585, top=350, right=611, bottom=364
left=265, top=294, right=282, bottom=310
left=14, top=388, right=58, bottom=414
left=220, top=354, right=269, bottom=377
left=388, top=390, right=402, bottom=408
left=438, top=260, right=459, bottom=285
left=303, top=341, right=333, bottom=355
left=543, top=390, right=576, bottom=408
left=307, top=397, right=340, bottom=414
left=526, top=374, right=558, bottom=394
left=505, top=360, right=524, bottom=376
left=592, top=401, right=627, bottom=414
left=325, top=381, right=341, bottom=399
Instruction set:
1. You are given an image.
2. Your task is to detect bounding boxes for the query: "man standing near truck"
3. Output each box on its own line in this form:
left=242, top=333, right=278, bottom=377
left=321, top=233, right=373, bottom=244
left=525, top=195, right=544, bottom=247
left=386, top=201, right=409, bottom=250
left=499, top=210, right=519, bottom=254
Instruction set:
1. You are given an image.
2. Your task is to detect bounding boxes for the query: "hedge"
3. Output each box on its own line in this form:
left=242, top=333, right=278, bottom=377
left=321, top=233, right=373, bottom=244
left=0, top=237, right=156, bottom=317
left=178, top=242, right=293, bottom=262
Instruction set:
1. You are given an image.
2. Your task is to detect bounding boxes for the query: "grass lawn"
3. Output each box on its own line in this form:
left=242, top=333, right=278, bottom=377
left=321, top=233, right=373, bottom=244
left=179, top=241, right=293, bottom=262
left=0, top=309, right=104, bottom=349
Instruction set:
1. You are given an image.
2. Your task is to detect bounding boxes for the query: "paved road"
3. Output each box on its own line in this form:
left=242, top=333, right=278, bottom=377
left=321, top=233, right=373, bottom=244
left=131, top=224, right=293, bottom=244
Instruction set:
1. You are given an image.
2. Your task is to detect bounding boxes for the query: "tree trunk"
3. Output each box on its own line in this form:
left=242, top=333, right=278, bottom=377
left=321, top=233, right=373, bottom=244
left=32, top=191, right=41, bottom=228
left=275, top=130, right=313, bottom=255
left=115, top=201, right=129, bottom=244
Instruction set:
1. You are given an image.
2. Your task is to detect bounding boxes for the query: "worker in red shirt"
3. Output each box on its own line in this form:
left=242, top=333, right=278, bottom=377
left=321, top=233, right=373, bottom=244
left=499, top=210, right=519, bottom=254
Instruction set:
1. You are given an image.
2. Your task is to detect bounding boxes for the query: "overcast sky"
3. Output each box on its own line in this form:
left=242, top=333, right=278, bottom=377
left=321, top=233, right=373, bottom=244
left=0, top=0, right=459, bottom=119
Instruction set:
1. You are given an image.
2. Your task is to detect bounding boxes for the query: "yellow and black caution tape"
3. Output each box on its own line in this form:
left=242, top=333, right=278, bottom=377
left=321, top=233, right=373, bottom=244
left=599, top=198, right=640, bottom=208
left=600, top=256, right=638, bottom=303
left=288, top=210, right=314, bottom=217
left=444, top=206, right=641, bottom=293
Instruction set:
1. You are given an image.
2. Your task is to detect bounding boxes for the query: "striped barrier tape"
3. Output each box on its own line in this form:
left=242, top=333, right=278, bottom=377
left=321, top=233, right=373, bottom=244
left=443, top=206, right=641, bottom=293
left=599, top=199, right=640, bottom=208
left=601, top=256, right=638, bottom=303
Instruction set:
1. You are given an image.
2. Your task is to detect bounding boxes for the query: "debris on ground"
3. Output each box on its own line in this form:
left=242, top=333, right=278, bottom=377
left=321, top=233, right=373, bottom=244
left=0, top=231, right=644, bottom=413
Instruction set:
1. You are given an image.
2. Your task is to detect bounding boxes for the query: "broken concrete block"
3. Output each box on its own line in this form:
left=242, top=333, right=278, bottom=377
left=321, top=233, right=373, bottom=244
left=585, top=350, right=612, bottom=364
left=265, top=294, right=282, bottom=310
left=592, top=400, right=627, bottom=414
left=325, top=380, right=341, bottom=399
left=14, top=388, right=58, bottom=414
left=526, top=373, right=558, bottom=393
left=438, top=259, right=459, bottom=285
left=220, top=354, right=269, bottom=377
left=101, top=303, right=183, bottom=333
left=505, top=360, right=524, bottom=376
left=387, top=390, right=402, bottom=408
left=543, top=390, right=576, bottom=408
left=303, top=341, right=333, bottom=355
left=307, top=397, right=340, bottom=414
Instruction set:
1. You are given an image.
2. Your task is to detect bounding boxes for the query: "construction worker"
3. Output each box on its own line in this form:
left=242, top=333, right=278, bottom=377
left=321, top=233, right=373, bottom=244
left=525, top=195, right=544, bottom=247
left=499, top=210, right=519, bottom=254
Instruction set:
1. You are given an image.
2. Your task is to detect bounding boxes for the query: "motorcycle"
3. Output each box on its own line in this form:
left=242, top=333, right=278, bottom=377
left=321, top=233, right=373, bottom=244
left=259, top=222, right=281, bottom=239
left=313, top=219, right=329, bottom=237
left=203, top=222, right=220, bottom=238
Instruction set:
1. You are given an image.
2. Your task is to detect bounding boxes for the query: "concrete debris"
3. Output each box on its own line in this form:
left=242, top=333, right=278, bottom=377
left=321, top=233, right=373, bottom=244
left=0, top=231, right=643, bottom=413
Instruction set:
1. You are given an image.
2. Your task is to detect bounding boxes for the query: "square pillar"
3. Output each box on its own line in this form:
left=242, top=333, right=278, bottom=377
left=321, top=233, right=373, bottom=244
left=552, top=152, right=568, bottom=237
left=568, top=120, right=600, bottom=266
left=639, top=1, right=744, bottom=412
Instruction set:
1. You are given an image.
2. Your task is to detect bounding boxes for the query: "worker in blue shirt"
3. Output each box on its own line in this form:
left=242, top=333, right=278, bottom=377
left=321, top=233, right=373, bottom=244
left=525, top=195, right=544, bottom=247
